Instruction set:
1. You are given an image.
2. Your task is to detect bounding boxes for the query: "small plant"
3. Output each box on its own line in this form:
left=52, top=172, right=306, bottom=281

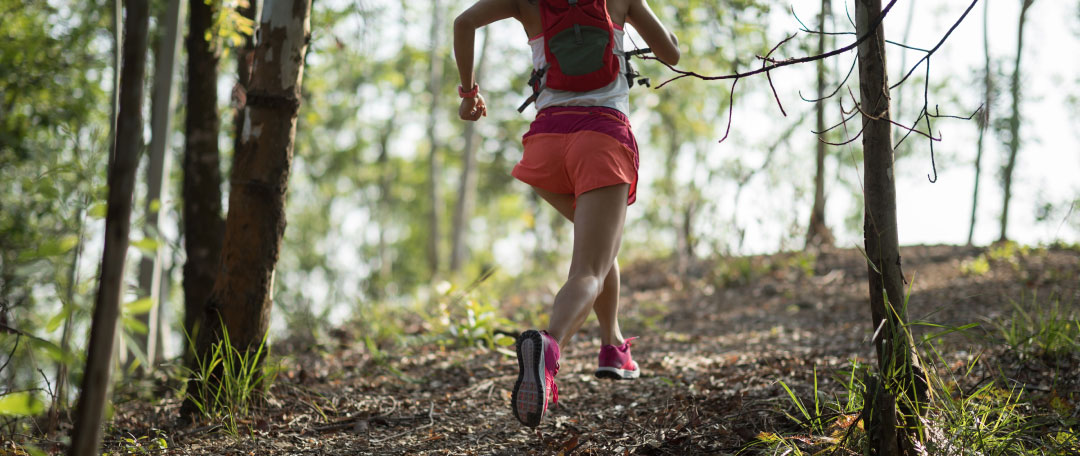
left=105, top=431, right=168, bottom=455
left=753, top=361, right=867, bottom=454
left=428, top=275, right=516, bottom=350
left=960, top=256, right=991, bottom=276
left=995, top=292, right=1080, bottom=360
left=180, top=324, right=277, bottom=437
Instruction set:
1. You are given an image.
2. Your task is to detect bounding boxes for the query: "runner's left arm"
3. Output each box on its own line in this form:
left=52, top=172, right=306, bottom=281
left=454, top=0, right=519, bottom=120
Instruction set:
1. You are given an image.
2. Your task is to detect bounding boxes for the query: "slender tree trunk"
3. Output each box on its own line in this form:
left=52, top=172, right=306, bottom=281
left=806, top=0, right=834, bottom=249
left=107, top=0, right=122, bottom=175
left=136, top=0, right=184, bottom=373
left=426, top=0, right=444, bottom=277
left=855, top=1, right=927, bottom=453
left=183, top=0, right=225, bottom=349
left=376, top=115, right=396, bottom=296
left=1000, top=0, right=1034, bottom=242
left=68, top=0, right=150, bottom=453
left=450, top=29, right=489, bottom=274
left=968, top=0, right=991, bottom=246
left=187, top=0, right=312, bottom=407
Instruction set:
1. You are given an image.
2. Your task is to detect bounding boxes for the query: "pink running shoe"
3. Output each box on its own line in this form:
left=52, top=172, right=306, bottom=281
left=512, top=329, right=560, bottom=427
left=595, top=337, right=640, bottom=380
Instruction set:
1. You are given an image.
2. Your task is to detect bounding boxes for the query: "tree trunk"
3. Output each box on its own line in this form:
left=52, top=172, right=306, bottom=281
left=450, top=29, right=489, bottom=274
left=968, top=0, right=991, bottom=246
left=233, top=0, right=259, bottom=160
left=1000, top=0, right=1034, bottom=242
left=106, top=0, right=122, bottom=176
left=183, top=0, right=225, bottom=349
left=135, top=0, right=184, bottom=373
left=68, top=0, right=150, bottom=453
left=186, top=0, right=312, bottom=407
left=855, top=1, right=928, bottom=453
left=426, top=0, right=444, bottom=277
left=806, top=0, right=834, bottom=249
left=376, top=115, right=396, bottom=296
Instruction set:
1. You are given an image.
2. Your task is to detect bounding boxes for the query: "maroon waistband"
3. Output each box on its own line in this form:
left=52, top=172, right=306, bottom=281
left=523, top=106, right=636, bottom=152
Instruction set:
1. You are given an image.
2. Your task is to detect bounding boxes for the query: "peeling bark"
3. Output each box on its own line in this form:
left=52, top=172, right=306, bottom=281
left=186, top=0, right=312, bottom=411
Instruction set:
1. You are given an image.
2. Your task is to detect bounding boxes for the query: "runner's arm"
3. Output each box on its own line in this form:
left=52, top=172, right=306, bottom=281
left=454, top=0, right=519, bottom=90
left=626, top=0, right=679, bottom=65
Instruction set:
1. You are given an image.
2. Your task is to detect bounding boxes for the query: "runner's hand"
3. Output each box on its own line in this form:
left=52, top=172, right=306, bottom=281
left=459, top=94, right=487, bottom=121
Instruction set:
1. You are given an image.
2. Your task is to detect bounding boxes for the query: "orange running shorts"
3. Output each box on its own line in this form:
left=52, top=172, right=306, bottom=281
left=512, top=106, right=639, bottom=205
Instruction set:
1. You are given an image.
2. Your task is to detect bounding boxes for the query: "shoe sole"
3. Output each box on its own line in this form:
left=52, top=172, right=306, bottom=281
left=511, top=330, right=546, bottom=427
left=595, top=366, right=640, bottom=380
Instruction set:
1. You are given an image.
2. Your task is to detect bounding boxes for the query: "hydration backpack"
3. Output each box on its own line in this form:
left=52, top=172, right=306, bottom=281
left=539, top=0, right=620, bottom=92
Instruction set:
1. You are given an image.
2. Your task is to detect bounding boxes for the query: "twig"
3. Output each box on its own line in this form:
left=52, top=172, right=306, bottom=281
left=846, top=87, right=941, bottom=141
left=793, top=7, right=932, bottom=53
left=820, top=128, right=863, bottom=147
left=369, top=402, right=435, bottom=444
left=759, top=33, right=797, bottom=117
left=928, top=104, right=982, bottom=121
left=891, top=0, right=981, bottom=90
left=813, top=110, right=860, bottom=135
left=799, top=55, right=858, bottom=103
left=0, top=333, right=20, bottom=375
left=717, top=78, right=740, bottom=144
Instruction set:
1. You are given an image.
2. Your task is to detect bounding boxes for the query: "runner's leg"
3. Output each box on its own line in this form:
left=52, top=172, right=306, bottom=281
left=533, top=187, right=625, bottom=346
left=541, top=184, right=628, bottom=347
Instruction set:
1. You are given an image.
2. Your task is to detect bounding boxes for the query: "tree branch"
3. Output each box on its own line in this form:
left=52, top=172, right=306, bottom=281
left=648, top=0, right=900, bottom=88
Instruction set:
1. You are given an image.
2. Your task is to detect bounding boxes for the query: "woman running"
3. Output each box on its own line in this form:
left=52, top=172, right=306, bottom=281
left=452, top=0, right=679, bottom=427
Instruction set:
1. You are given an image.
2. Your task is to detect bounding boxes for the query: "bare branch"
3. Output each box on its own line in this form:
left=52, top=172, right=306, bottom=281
left=847, top=88, right=941, bottom=141
left=799, top=55, right=858, bottom=103
left=718, top=78, right=740, bottom=144
left=820, top=128, right=863, bottom=146
left=646, top=0, right=901, bottom=86
left=759, top=33, right=798, bottom=117
left=891, top=0, right=981, bottom=90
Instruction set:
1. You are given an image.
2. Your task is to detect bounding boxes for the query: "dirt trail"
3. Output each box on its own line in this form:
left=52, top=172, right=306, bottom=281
left=105, top=245, right=1080, bottom=455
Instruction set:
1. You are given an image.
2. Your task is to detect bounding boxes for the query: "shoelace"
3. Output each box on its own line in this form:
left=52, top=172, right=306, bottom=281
left=550, top=361, right=560, bottom=405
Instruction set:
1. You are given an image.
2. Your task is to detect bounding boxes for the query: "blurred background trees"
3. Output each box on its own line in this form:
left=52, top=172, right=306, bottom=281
left=1, top=0, right=1078, bottom=447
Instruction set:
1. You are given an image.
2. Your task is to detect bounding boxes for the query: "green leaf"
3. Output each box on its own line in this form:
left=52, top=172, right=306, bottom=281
left=0, top=392, right=45, bottom=416
left=130, top=237, right=159, bottom=254
left=124, top=297, right=154, bottom=315
left=29, top=338, right=73, bottom=363
left=494, top=334, right=515, bottom=347
left=122, top=316, right=148, bottom=335
left=46, top=305, right=72, bottom=333
left=36, top=177, right=59, bottom=199
left=88, top=202, right=108, bottom=219
left=149, top=199, right=161, bottom=213
left=16, top=235, right=78, bottom=261
left=24, top=444, right=48, bottom=456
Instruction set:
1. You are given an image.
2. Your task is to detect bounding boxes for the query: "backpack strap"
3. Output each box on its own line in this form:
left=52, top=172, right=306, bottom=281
left=518, top=66, right=548, bottom=113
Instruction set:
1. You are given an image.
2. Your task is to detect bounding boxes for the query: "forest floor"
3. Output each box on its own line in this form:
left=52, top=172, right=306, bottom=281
left=96, top=244, right=1079, bottom=455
